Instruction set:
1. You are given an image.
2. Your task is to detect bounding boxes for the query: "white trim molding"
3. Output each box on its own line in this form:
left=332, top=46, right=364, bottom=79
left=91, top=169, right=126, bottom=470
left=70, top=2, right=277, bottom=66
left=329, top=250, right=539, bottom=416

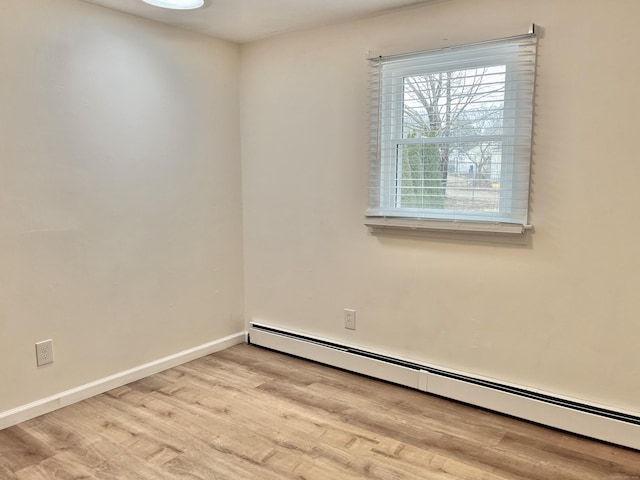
left=0, top=331, right=246, bottom=430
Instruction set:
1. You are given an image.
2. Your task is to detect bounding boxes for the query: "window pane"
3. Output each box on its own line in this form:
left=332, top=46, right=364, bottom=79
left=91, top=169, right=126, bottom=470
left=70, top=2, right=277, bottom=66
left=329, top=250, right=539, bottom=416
left=397, top=140, right=502, bottom=213
left=402, top=67, right=506, bottom=139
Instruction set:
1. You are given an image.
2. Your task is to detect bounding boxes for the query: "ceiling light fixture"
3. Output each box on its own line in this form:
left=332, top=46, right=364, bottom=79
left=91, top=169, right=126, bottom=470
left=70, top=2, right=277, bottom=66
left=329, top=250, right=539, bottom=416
left=142, top=0, right=204, bottom=10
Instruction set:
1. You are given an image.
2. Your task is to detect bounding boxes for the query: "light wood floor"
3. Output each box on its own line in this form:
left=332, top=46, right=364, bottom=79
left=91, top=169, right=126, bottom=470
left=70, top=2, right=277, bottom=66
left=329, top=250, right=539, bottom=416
left=1, top=344, right=639, bottom=479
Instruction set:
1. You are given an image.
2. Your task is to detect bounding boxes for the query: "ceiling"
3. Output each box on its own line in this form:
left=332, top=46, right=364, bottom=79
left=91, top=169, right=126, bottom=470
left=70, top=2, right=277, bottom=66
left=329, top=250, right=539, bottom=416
left=79, top=0, right=437, bottom=43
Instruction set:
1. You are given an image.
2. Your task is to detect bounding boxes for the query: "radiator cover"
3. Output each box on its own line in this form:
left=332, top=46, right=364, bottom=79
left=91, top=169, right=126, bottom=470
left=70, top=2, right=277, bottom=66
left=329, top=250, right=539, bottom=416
left=249, top=322, right=640, bottom=451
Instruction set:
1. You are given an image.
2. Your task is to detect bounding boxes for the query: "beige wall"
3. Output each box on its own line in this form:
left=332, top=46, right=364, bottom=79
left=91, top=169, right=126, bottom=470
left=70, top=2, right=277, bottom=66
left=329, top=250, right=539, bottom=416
left=241, top=0, right=640, bottom=413
left=0, top=0, right=244, bottom=411
left=3, top=0, right=639, bottom=418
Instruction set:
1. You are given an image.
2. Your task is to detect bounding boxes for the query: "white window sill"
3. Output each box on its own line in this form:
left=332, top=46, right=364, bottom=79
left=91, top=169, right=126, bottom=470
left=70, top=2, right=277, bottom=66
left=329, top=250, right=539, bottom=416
left=365, top=216, right=533, bottom=237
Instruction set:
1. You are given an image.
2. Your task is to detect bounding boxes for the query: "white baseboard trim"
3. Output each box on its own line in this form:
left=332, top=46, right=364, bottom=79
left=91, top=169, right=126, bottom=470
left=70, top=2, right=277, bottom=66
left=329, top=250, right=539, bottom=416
left=249, top=323, right=640, bottom=451
left=0, top=331, right=246, bottom=431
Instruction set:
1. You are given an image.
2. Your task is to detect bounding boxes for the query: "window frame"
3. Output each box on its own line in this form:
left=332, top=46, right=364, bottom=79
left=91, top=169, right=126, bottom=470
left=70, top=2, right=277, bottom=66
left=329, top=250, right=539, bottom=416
left=367, top=32, right=537, bottom=235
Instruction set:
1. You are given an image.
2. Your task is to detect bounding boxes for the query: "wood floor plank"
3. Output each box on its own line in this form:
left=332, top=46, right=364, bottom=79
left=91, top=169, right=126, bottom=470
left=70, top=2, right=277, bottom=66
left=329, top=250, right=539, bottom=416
left=1, top=344, right=639, bottom=479
left=497, top=431, right=640, bottom=479
left=0, top=426, right=56, bottom=472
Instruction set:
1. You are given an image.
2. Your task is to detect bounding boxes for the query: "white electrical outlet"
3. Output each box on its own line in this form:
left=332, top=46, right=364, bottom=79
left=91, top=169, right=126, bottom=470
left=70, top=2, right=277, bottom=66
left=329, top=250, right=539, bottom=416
left=35, top=339, right=54, bottom=366
left=344, top=309, right=356, bottom=330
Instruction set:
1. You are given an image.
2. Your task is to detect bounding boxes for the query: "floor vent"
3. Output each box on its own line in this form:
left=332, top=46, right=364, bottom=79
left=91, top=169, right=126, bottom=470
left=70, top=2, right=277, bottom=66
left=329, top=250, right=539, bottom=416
left=249, top=322, right=640, bottom=451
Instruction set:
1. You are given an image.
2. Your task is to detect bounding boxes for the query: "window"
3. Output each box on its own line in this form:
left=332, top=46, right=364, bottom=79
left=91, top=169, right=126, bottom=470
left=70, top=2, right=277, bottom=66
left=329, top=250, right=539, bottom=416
left=367, top=32, right=537, bottom=234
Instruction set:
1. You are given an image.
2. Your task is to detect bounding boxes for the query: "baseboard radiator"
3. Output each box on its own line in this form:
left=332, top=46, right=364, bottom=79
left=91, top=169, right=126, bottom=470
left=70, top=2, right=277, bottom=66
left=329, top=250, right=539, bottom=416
left=248, top=322, right=640, bottom=451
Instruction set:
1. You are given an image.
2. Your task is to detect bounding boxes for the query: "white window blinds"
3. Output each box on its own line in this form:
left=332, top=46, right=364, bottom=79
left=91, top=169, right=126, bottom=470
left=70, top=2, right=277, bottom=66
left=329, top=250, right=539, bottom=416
left=368, top=31, right=537, bottom=232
